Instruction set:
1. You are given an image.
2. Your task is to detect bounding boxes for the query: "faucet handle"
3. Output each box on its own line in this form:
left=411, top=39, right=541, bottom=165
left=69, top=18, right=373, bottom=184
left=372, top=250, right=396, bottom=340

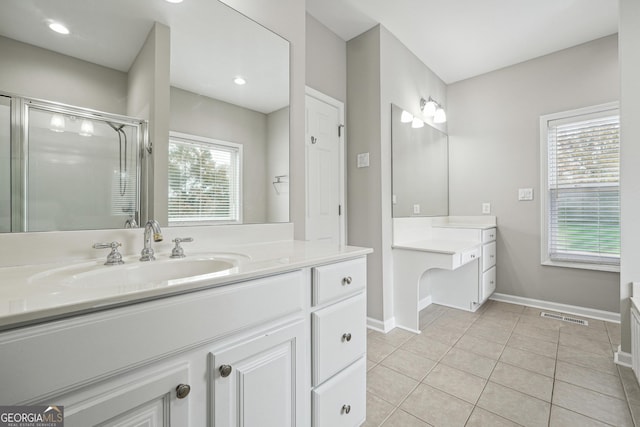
left=171, top=237, right=194, bottom=258
left=93, top=242, right=125, bottom=266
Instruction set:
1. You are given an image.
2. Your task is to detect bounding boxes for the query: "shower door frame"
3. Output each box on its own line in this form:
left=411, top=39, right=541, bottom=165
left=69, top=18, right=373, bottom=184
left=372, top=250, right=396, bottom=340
left=5, top=93, right=149, bottom=232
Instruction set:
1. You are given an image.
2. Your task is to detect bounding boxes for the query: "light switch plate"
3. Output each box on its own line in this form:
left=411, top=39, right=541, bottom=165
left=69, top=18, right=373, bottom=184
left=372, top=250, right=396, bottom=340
left=392, top=195, right=397, bottom=204
left=482, top=203, right=491, bottom=214
left=413, top=204, right=420, bottom=214
left=357, top=152, right=370, bottom=168
left=518, top=188, right=534, bottom=201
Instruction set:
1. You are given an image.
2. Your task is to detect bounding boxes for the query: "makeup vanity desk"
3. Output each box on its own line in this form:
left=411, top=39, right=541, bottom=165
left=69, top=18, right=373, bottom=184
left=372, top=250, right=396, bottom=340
left=392, top=216, right=497, bottom=333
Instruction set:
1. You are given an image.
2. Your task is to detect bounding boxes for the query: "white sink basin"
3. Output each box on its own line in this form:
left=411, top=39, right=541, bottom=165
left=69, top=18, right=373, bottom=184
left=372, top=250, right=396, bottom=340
left=29, top=255, right=242, bottom=291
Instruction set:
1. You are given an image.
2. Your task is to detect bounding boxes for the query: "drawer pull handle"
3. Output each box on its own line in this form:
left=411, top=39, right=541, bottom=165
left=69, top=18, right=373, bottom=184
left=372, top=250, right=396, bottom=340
left=176, top=384, right=191, bottom=399
left=342, top=404, right=351, bottom=414
left=219, top=364, right=233, bottom=378
left=342, top=276, right=353, bottom=285
left=342, top=333, right=352, bottom=342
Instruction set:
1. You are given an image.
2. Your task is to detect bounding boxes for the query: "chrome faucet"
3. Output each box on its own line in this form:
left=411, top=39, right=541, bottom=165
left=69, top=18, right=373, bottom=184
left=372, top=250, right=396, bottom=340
left=140, top=219, right=163, bottom=261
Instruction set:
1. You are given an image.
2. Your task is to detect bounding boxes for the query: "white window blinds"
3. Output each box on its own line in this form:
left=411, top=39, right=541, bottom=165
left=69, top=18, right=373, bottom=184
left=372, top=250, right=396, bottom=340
left=546, top=109, right=620, bottom=266
left=168, top=134, right=241, bottom=224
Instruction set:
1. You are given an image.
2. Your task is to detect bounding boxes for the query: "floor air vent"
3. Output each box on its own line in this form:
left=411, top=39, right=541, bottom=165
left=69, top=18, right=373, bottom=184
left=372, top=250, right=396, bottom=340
left=540, top=312, right=588, bottom=326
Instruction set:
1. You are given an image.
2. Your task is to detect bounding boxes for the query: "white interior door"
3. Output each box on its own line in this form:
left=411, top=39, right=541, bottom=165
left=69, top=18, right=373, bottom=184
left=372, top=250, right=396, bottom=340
left=305, top=91, right=344, bottom=244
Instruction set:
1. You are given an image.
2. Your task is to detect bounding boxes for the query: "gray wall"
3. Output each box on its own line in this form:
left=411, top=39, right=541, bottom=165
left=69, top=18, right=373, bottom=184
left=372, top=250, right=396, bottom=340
left=347, top=25, right=448, bottom=325
left=127, top=23, right=171, bottom=227
left=0, top=36, right=128, bottom=114
left=620, top=0, right=640, bottom=352
left=305, top=14, right=347, bottom=103
left=447, top=35, right=620, bottom=313
left=267, top=107, right=290, bottom=222
left=170, top=86, right=269, bottom=223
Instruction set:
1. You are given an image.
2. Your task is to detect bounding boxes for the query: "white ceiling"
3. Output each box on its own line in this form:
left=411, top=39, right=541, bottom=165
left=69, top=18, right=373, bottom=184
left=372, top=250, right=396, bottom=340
left=306, top=0, right=619, bottom=84
left=0, top=0, right=289, bottom=114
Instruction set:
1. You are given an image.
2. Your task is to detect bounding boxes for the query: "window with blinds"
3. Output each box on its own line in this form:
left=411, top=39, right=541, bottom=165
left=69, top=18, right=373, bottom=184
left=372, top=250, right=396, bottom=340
left=168, top=133, right=241, bottom=225
left=542, top=104, right=620, bottom=268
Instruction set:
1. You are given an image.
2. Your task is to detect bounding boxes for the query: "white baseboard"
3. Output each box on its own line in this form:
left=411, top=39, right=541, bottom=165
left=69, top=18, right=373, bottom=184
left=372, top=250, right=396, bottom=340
left=490, top=293, right=620, bottom=323
left=615, top=346, right=633, bottom=368
left=367, top=316, right=396, bottom=333
left=418, top=295, right=432, bottom=311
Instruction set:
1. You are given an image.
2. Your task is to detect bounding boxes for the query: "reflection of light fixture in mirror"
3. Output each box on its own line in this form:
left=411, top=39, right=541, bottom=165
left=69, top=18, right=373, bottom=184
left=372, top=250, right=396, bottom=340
left=233, top=76, right=246, bottom=85
left=420, top=96, right=446, bottom=123
left=48, top=21, right=70, bottom=35
left=433, top=107, right=447, bottom=124
left=50, top=114, right=65, bottom=132
left=79, top=119, right=94, bottom=137
left=400, top=110, right=414, bottom=123
left=411, top=117, right=424, bottom=128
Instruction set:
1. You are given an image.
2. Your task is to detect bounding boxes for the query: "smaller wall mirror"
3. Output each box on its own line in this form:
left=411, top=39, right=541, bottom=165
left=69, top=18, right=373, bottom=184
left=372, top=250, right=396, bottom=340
left=391, top=103, right=449, bottom=217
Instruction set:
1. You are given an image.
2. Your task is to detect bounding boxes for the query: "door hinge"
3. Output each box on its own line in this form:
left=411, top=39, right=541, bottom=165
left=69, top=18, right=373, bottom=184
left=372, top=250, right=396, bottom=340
left=338, top=124, right=344, bottom=138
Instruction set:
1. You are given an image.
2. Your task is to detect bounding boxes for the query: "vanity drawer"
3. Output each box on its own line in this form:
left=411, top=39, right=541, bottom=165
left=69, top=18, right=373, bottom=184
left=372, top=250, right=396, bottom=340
left=482, top=241, right=496, bottom=271
left=312, top=257, right=366, bottom=306
left=461, top=247, right=480, bottom=265
left=482, top=228, right=497, bottom=243
left=312, top=358, right=366, bottom=427
left=312, top=293, right=366, bottom=386
left=481, top=266, right=496, bottom=302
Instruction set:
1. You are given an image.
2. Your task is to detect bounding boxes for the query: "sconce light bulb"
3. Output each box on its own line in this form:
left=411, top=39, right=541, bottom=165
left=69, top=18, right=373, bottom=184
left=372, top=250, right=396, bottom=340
left=400, top=110, right=414, bottom=123
left=49, top=114, right=66, bottom=132
left=411, top=117, right=425, bottom=128
left=433, top=107, right=447, bottom=124
left=79, top=119, right=94, bottom=137
left=422, top=100, right=438, bottom=117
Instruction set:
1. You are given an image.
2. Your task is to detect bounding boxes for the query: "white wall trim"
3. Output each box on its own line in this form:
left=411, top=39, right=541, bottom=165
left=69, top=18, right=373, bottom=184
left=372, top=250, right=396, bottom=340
left=614, top=346, right=633, bottom=368
left=418, top=295, right=432, bottom=312
left=367, top=316, right=395, bottom=333
left=305, top=86, right=346, bottom=245
left=490, top=293, right=620, bottom=323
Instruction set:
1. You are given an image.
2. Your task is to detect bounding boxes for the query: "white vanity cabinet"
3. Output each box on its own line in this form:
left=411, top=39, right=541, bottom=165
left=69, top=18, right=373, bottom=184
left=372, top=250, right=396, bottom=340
left=0, top=253, right=370, bottom=427
left=479, top=228, right=497, bottom=304
left=311, top=258, right=367, bottom=427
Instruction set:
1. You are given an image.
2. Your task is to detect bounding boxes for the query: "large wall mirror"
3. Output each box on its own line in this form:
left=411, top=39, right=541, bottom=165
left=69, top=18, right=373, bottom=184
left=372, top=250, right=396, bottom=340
left=0, top=0, right=290, bottom=232
left=391, top=104, right=448, bottom=217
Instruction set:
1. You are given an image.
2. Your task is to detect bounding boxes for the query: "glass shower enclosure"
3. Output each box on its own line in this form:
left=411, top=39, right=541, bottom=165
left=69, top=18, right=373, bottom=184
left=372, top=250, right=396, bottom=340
left=1, top=94, right=147, bottom=232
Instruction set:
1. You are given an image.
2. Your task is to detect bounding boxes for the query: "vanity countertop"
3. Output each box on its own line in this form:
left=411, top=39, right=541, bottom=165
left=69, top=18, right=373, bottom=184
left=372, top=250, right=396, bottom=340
left=392, top=239, right=480, bottom=254
left=432, top=223, right=496, bottom=230
left=0, top=240, right=371, bottom=331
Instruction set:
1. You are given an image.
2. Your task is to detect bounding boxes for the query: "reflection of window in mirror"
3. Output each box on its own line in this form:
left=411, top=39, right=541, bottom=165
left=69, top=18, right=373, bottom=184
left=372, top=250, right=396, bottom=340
left=168, top=132, right=242, bottom=225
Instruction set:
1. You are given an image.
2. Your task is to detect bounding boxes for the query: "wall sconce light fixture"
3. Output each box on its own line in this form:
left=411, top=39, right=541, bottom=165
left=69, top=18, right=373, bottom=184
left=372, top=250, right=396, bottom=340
left=79, top=119, right=94, bottom=137
left=420, top=97, right=447, bottom=123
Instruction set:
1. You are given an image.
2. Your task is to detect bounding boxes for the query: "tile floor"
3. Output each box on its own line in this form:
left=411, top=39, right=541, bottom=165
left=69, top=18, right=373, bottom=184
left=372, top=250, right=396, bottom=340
left=364, top=300, right=640, bottom=427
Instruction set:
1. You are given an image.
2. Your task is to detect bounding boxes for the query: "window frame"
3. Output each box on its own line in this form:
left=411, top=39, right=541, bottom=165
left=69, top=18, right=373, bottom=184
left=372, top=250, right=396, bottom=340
left=539, top=102, right=620, bottom=273
left=168, top=131, right=243, bottom=226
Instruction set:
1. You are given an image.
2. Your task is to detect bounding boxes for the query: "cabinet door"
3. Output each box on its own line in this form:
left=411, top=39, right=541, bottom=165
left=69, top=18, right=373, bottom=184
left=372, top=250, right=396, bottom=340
left=63, top=364, right=189, bottom=427
left=210, top=320, right=305, bottom=427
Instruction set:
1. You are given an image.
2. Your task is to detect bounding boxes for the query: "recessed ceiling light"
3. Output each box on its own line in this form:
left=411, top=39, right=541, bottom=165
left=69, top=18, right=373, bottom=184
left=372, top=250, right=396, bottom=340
left=48, top=22, right=70, bottom=35
left=233, top=76, right=247, bottom=85
left=165, top=0, right=184, bottom=3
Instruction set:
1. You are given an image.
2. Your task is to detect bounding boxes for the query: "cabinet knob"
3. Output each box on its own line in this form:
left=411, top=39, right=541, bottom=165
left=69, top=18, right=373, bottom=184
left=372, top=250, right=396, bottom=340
left=342, top=404, right=351, bottom=414
left=176, top=384, right=191, bottom=399
left=342, top=333, right=352, bottom=342
left=471, top=254, right=476, bottom=259
left=219, top=364, right=233, bottom=378
left=490, top=254, right=495, bottom=258
left=342, top=276, right=353, bottom=285
left=490, top=280, right=495, bottom=285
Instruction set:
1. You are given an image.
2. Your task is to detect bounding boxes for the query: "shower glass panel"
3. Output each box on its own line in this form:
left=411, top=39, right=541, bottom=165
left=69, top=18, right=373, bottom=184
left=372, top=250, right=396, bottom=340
left=0, top=96, right=10, bottom=232
left=25, top=105, right=142, bottom=231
